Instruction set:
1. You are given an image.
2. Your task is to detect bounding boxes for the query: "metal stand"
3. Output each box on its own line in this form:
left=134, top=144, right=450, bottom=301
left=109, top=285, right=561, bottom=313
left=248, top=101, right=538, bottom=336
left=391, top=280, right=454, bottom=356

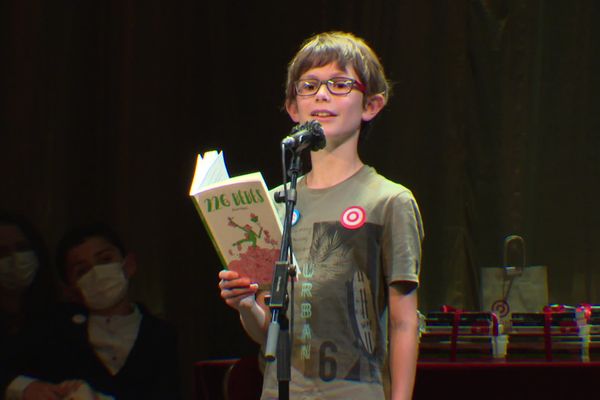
left=264, top=149, right=302, bottom=400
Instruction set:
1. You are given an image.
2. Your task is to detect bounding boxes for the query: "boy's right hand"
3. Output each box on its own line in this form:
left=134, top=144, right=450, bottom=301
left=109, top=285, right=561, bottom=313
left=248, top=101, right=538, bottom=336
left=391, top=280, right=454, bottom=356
left=23, top=381, right=67, bottom=400
left=218, top=270, right=259, bottom=310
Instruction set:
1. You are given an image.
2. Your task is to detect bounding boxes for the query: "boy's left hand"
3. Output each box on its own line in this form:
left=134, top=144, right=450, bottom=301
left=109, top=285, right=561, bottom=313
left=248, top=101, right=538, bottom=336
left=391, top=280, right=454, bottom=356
left=58, top=380, right=99, bottom=400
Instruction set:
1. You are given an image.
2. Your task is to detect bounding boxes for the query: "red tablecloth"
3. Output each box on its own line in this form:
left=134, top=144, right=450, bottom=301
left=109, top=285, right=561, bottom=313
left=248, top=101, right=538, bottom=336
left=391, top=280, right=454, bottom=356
left=415, top=361, right=600, bottom=399
left=195, top=359, right=600, bottom=399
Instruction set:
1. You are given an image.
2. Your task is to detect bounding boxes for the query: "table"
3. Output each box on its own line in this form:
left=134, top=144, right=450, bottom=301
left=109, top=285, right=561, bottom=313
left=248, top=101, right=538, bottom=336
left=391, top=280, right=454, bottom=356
left=194, top=359, right=600, bottom=399
left=414, top=361, right=600, bottom=399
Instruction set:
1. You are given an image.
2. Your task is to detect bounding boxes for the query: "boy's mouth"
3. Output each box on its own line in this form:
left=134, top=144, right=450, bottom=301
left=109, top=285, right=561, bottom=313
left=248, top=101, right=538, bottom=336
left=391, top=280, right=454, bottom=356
left=310, top=110, right=336, bottom=118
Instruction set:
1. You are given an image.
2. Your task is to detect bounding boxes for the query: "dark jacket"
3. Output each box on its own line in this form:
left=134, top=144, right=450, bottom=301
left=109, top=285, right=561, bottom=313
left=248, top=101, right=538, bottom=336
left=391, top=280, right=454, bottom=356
left=15, top=302, right=181, bottom=400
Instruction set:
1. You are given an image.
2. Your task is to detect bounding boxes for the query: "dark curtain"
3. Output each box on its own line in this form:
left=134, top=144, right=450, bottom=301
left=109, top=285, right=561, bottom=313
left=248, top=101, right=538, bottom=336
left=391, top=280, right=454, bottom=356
left=2, top=0, right=599, bottom=397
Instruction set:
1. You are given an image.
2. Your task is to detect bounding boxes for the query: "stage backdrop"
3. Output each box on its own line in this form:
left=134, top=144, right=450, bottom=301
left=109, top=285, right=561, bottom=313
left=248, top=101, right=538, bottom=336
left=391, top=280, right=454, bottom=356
left=1, top=0, right=599, bottom=397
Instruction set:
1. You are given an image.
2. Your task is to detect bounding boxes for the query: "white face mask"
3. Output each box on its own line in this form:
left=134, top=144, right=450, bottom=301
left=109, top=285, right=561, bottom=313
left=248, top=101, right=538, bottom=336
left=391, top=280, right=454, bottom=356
left=0, top=250, right=39, bottom=291
left=76, top=261, right=129, bottom=311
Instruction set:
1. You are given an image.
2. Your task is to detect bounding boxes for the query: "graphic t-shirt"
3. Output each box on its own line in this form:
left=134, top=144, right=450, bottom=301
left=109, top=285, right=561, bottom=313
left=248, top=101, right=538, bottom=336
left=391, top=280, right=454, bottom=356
left=261, top=166, right=424, bottom=400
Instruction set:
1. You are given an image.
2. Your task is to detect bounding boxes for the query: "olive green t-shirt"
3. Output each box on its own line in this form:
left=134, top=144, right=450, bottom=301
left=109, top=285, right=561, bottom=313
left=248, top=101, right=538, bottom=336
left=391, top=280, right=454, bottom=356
left=262, top=166, right=423, bottom=400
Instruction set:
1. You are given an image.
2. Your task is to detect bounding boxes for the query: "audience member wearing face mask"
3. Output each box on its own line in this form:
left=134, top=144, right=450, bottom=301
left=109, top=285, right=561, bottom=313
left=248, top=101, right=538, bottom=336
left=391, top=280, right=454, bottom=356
left=0, top=211, right=58, bottom=398
left=5, top=222, right=181, bottom=400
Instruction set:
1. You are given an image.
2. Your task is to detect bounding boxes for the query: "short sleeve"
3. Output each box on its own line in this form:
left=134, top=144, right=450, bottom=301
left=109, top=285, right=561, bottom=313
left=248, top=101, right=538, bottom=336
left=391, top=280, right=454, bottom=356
left=381, top=190, right=424, bottom=286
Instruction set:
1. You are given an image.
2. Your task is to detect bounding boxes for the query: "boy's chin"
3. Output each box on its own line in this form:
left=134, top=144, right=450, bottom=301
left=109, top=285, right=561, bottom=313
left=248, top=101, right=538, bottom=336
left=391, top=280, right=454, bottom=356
left=323, top=129, right=360, bottom=141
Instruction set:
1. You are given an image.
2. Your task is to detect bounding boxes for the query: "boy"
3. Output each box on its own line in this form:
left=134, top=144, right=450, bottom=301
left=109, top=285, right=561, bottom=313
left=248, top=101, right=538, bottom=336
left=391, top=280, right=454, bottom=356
left=219, top=31, right=424, bottom=400
left=8, top=223, right=181, bottom=400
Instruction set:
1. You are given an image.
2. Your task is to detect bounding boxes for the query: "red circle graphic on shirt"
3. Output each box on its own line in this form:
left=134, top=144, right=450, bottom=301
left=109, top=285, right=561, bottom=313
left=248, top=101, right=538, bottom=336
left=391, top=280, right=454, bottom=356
left=340, top=206, right=366, bottom=229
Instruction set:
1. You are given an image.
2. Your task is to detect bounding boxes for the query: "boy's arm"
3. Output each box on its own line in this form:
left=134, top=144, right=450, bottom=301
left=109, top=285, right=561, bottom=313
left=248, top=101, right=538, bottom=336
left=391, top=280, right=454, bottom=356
left=388, top=282, right=419, bottom=400
left=238, top=290, right=270, bottom=345
left=8, top=379, right=66, bottom=400
left=148, top=320, right=182, bottom=400
left=219, top=270, right=270, bottom=345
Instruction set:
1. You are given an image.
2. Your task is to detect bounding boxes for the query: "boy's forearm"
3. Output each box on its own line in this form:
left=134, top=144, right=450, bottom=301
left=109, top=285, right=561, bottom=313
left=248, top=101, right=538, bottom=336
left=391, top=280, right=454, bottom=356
left=388, top=284, right=419, bottom=400
left=5, top=375, right=37, bottom=400
left=238, top=294, right=269, bottom=344
left=389, top=323, right=418, bottom=400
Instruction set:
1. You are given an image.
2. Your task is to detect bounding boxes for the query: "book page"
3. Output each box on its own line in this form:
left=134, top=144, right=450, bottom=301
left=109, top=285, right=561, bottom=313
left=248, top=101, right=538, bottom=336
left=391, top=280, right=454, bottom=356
left=203, top=151, right=229, bottom=187
left=189, top=150, right=230, bottom=195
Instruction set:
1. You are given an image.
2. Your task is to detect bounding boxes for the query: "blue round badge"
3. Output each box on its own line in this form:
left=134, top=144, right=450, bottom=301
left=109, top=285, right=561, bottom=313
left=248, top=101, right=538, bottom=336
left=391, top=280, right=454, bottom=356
left=292, top=209, right=301, bottom=226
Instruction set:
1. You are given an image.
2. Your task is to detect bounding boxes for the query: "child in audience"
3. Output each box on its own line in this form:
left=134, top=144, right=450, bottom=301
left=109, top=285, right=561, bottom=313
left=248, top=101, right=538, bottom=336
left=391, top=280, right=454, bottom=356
left=7, top=222, right=181, bottom=400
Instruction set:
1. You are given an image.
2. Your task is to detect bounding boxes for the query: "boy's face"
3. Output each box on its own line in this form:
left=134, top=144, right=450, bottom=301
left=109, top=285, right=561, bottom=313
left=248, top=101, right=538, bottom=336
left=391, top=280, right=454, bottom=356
left=286, top=63, right=384, bottom=149
left=64, top=236, right=132, bottom=287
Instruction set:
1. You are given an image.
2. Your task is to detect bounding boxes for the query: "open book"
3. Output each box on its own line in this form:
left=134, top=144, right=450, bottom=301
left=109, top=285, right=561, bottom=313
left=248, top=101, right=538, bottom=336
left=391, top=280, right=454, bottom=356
left=189, top=150, right=281, bottom=286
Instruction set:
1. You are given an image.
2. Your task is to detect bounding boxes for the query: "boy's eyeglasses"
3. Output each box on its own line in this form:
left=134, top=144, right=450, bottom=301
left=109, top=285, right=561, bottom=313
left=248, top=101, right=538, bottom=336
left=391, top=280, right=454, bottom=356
left=294, top=77, right=366, bottom=96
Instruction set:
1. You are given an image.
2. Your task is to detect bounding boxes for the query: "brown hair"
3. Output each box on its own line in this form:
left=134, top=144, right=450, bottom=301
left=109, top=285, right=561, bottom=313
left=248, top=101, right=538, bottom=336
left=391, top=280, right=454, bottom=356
left=285, top=31, right=391, bottom=108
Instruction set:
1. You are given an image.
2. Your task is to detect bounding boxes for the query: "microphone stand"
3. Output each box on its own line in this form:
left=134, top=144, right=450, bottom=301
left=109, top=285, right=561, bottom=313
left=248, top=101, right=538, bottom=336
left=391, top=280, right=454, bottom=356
left=264, top=146, right=302, bottom=400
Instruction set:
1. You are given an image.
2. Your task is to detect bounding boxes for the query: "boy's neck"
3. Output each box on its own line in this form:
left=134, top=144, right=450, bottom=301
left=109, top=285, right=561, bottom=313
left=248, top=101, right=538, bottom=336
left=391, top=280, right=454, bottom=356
left=90, top=297, right=135, bottom=317
left=307, top=143, right=363, bottom=189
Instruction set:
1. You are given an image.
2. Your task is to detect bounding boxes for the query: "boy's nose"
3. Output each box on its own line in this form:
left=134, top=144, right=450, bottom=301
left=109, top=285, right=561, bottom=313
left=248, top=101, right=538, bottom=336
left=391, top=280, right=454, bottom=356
left=314, top=83, right=331, bottom=101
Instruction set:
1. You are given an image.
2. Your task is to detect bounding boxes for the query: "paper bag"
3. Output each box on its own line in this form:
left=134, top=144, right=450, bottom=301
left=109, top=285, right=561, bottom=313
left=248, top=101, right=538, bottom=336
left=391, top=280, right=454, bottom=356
left=480, top=235, right=548, bottom=323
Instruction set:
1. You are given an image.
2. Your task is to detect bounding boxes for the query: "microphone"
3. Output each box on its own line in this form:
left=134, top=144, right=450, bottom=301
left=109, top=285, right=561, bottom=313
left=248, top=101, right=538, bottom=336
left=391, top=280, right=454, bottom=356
left=281, top=120, right=326, bottom=152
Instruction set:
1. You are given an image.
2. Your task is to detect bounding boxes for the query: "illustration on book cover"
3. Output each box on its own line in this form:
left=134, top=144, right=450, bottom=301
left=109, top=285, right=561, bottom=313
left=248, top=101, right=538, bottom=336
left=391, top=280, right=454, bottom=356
left=226, top=212, right=279, bottom=284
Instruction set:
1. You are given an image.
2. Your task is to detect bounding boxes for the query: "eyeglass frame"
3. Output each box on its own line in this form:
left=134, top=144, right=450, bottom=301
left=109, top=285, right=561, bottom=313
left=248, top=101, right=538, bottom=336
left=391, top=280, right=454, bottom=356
left=293, top=77, right=367, bottom=97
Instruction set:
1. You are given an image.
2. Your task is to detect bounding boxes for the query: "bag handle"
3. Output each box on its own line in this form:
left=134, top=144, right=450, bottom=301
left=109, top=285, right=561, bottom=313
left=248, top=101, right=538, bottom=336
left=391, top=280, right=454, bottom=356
left=503, top=235, right=526, bottom=277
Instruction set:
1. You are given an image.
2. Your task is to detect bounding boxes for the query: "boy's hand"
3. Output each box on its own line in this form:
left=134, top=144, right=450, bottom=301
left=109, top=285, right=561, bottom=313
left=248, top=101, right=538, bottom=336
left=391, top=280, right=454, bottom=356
left=218, top=270, right=259, bottom=310
left=23, top=381, right=67, bottom=400
left=59, top=380, right=99, bottom=400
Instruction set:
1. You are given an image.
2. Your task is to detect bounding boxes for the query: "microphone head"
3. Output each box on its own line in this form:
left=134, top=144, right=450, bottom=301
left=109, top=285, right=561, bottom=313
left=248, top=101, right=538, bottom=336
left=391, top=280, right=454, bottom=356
left=282, top=120, right=326, bottom=152
left=307, top=120, right=326, bottom=151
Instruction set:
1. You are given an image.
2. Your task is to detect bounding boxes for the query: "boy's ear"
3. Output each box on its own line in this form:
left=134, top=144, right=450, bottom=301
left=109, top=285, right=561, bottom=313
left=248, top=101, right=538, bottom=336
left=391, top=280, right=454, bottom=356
left=123, top=253, right=137, bottom=279
left=362, top=94, right=386, bottom=122
left=285, top=100, right=301, bottom=123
